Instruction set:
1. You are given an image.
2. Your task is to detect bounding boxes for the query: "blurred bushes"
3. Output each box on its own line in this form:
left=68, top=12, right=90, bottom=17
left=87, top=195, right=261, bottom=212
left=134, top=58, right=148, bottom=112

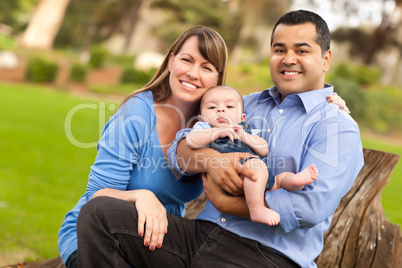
left=329, top=62, right=381, bottom=85
left=26, top=58, right=59, bottom=83
left=120, top=67, right=156, bottom=85
left=0, top=33, right=15, bottom=50
left=109, top=54, right=136, bottom=68
left=69, top=63, right=88, bottom=82
left=328, top=62, right=402, bottom=134
left=364, top=85, right=402, bottom=133
left=330, top=77, right=365, bottom=120
left=89, top=46, right=109, bottom=69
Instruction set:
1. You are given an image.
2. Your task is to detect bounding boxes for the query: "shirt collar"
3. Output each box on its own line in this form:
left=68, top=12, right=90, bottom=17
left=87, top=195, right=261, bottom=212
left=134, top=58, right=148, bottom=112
left=257, top=87, right=281, bottom=105
left=257, top=84, right=334, bottom=113
left=298, top=84, right=333, bottom=113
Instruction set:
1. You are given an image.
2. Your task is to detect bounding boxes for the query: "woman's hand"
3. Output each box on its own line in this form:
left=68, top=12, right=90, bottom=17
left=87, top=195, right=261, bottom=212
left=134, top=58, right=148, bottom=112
left=91, top=188, right=167, bottom=250
left=133, top=189, right=168, bottom=251
left=326, top=93, right=351, bottom=114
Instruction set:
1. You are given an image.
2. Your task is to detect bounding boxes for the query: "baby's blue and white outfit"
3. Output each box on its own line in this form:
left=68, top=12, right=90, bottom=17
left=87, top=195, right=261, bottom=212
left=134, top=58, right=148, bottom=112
left=191, top=121, right=275, bottom=191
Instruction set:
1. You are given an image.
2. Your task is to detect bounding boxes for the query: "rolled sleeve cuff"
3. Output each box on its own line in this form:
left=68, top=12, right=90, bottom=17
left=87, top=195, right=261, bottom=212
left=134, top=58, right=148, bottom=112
left=265, top=188, right=299, bottom=233
left=167, top=128, right=197, bottom=177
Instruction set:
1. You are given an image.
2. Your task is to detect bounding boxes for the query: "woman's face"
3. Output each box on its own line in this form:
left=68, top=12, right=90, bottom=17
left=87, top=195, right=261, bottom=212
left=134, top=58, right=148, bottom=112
left=168, top=36, right=219, bottom=106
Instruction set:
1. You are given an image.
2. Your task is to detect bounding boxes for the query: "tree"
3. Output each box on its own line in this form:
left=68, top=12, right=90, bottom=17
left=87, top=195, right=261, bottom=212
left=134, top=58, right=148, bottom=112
left=54, top=0, right=146, bottom=55
left=150, top=0, right=292, bottom=64
left=0, top=0, right=37, bottom=34
left=313, top=0, right=401, bottom=65
left=20, top=0, right=71, bottom=49
left=300, top=0, right=401, bottom=85
left=227, top=0, right=291, bottom=64
left=362, top=0, right=402, bottom=64
left=150, top=0, right=232, bottom=51
left=120, top=0, right=146, bottom=54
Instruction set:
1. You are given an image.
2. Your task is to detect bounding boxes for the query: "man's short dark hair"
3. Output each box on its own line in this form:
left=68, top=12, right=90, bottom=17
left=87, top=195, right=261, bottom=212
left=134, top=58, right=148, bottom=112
left=270, top=10, right=330, bottom=56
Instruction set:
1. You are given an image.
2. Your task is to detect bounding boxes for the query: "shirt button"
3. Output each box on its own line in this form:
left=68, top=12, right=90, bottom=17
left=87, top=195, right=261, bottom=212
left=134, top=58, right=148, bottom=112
left=221, top=217, right=227, bottom=223
left=279, top=109, right=284, bottom=114
left=267, top=129, right=271, bottom=133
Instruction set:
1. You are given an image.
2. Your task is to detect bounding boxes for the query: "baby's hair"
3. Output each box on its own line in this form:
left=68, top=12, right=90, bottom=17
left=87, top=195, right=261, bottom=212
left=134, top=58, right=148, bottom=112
left=201, top=85, right=244, bottom=112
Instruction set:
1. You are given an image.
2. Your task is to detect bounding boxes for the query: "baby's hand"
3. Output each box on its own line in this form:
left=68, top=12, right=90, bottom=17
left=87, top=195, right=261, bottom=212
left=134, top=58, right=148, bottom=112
left=233, top=124, right=246, bottom=141
left=212, top=126, right=236, bottom=141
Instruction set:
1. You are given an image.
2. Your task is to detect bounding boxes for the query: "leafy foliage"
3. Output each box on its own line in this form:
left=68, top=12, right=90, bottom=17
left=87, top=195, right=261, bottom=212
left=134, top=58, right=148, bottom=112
left=54, top=0, right=142, bottom=50
left=327, top=62, right=402, bottom=133
left=0, top=33, right=16, bottom=50
left=150, top=0, right=283, bottom=52
left=26, top=58, right=59, bottom=83
left=69, top=63, right=88, bottom=82
left=88, top=46, right=109, bottom=69
left=330, top=78, right=366, bottom=118
left=330, top=62, right=381, bottom=85
left=120, top=67, right=156, bottom=85
left=0, top=0, right=36, bottom=33
left=150, top=0, right=234, bottom=50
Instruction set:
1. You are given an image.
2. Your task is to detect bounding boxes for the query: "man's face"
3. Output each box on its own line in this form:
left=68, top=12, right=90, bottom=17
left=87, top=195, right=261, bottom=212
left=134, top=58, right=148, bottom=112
left=270, top=22, right=331, bottom=100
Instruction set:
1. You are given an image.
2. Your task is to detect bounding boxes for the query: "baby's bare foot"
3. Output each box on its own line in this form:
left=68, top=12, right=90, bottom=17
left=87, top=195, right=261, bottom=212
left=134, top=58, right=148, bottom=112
left=304, top=164, right=318, bottom=183
left=250, top=207, right=280, bottom=226
left=280, top=164, right=319, bottom=191
left=293, top=164, right=318, bottom=186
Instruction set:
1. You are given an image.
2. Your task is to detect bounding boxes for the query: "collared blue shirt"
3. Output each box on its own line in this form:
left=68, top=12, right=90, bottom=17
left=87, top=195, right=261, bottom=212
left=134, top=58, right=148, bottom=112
left=167, top=85, right=364, bottom=268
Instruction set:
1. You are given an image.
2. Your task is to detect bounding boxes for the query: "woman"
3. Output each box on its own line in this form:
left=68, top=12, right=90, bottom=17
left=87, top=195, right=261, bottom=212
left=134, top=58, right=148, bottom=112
left=58, top=26, right=228, bottom=268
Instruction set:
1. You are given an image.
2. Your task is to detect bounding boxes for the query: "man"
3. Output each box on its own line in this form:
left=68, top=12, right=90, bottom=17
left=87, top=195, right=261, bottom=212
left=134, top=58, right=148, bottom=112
left=78, top=10, right=364, bottom=268
left=170, top=9, right=364, bottom=267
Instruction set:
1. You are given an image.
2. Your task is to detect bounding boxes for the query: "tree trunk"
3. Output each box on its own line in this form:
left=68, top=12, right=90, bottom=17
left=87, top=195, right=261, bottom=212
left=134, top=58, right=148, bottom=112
left=229, top=17, right=254, bottom=65
left=20, top=0, right=71, bottom=50
left=316, top=149, right=401, bottom=268
left=364, top=0, right=402, bottom=65
left=121, top=0, right=144, bottom=54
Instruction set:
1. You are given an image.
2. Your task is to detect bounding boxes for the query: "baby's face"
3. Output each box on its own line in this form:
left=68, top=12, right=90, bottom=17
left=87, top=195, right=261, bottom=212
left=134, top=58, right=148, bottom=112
left=199, top=86, right=245, bottom=127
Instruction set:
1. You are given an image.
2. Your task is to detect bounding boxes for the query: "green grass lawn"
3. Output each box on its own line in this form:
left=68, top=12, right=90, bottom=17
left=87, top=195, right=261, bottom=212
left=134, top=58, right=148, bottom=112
left=361, top=138, right=402, bottom=226
left=0, top=83, right=115, bottom=264
left=0, top=83, right=401, bottom=264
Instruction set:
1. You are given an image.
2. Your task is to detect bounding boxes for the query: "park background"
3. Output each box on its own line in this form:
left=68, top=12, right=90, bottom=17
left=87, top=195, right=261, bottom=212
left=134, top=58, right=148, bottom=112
left=1, top=0, right=402, bottom=265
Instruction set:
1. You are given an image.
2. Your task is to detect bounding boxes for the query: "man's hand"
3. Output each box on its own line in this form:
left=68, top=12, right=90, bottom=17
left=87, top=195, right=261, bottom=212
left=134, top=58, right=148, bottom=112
left=206, top=152, right=256, bottom=196
left=202, top=173, right=250, bottom=218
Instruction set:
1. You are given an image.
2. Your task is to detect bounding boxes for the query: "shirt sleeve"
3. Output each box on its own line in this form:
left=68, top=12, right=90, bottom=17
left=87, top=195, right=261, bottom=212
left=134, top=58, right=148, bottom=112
left=266, top=109, right=364, bottom=233
left=167, top=128, right=196, bottom=176
left=250, top=129, right=261, bottom=136
left=85, top=97, right=154, bottom=200
left=192, top=121, right=211, bottom=130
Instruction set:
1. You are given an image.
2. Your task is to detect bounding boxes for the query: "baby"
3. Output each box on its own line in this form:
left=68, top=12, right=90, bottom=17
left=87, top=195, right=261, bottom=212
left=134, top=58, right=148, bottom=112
left=186, top=86, right=318, bottom=225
